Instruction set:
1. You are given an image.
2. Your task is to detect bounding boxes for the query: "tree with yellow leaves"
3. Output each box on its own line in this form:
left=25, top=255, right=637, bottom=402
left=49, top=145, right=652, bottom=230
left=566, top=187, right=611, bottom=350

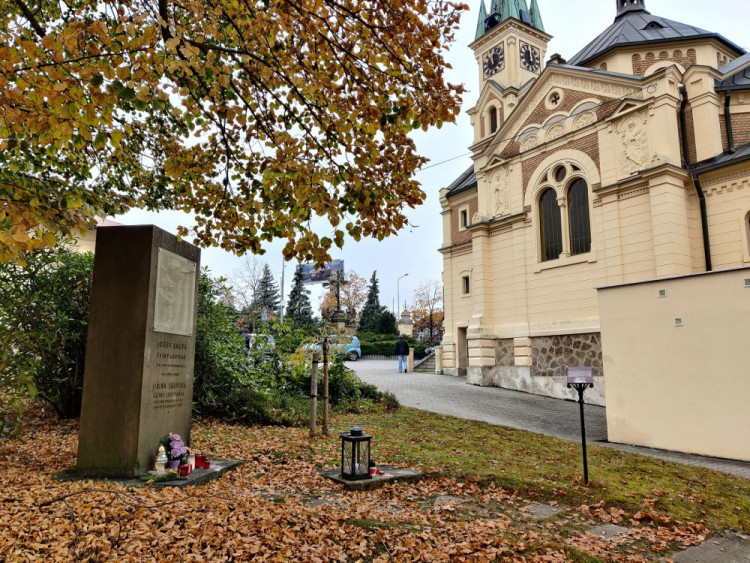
left=319, top=270, right=367, bottom=324
left=1, top=0, right=466, bottom=265
left=411, top=279, right=443, bottom=343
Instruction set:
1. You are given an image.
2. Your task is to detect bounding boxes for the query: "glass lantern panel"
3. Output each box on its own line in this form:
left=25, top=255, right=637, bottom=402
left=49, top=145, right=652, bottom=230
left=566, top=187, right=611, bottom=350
left=342, top=441, right=354, bottom=477
left=353, top=441, right=370, bottom=478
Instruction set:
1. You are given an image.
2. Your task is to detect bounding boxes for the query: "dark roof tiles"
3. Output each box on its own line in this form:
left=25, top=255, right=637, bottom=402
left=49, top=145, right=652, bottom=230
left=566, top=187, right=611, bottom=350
left=445, top=165, right=477, bottom=197
left=716, top=53, right=750, bottom=91
left=569, top=12, right=743, bottom=67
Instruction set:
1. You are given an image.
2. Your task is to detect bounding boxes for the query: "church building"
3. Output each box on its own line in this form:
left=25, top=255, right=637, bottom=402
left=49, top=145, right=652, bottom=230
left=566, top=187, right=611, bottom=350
left=439, top=0, right=750, bottom=406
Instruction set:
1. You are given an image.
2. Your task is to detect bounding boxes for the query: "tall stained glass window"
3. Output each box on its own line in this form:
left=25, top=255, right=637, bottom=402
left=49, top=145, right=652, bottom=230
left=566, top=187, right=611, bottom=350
left=568, top=179, right=591, bottom=255
left=540, top=188, right=562, bottom=261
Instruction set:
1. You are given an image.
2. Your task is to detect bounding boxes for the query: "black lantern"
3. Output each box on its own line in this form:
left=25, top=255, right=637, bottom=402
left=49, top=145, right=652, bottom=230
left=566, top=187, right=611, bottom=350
left=340, top=426, right=372, bottom=480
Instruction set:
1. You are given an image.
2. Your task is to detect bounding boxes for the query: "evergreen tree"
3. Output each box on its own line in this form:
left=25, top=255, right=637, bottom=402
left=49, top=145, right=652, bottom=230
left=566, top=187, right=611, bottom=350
left=375, top=310, right=398, bottom=335
left=359, top=270, right=392, bottom=333
left=254, top=264, right=280, bottom=319
left=286, top=267, right=315, bottom=328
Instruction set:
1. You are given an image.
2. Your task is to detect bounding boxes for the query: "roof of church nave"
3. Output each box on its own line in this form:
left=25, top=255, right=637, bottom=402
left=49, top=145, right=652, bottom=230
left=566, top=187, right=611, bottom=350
left=568, top=0, right=744, bottom=67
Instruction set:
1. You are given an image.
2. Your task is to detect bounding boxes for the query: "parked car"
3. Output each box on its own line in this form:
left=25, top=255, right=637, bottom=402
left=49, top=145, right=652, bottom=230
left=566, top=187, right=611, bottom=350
left=248, top=333, right=276, bottom=355
left=305, top=335, right=361, bottom=361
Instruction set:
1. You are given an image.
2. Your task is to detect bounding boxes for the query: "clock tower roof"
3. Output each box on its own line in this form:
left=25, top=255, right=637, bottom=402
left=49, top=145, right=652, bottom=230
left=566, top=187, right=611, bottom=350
left=475, top=0, right=544, bottom=39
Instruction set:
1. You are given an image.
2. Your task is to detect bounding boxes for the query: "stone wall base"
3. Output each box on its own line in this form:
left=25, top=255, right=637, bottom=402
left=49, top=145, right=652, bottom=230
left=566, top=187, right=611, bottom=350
left=467, top=366, right=605, bottom=406
left=443, top=367, right=461, bottom=377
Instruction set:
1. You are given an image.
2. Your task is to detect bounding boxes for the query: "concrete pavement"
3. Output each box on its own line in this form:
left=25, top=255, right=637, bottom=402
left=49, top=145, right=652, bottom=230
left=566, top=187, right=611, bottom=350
left=350, top=359, right=750, bottom=479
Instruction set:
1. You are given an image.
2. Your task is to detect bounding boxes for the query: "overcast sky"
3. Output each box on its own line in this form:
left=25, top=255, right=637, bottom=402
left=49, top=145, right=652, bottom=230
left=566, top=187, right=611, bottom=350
left=118, top=0, right=750, bottom=314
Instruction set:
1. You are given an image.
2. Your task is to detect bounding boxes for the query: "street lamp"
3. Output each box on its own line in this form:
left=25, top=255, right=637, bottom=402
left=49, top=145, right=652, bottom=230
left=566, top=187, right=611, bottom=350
left=397, top=273, right=409, bottom=316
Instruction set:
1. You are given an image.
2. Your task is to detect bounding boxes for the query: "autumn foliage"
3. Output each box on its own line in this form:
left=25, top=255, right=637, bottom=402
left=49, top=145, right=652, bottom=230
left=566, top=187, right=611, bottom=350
left=1, top=0, right=466, bottom=264
left=0, top=409, right=720, bottom=562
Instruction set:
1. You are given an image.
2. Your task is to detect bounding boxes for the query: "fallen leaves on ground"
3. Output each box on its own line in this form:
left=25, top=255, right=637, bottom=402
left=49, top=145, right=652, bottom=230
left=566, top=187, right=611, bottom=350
left=0, top=410, right=710, bottom=562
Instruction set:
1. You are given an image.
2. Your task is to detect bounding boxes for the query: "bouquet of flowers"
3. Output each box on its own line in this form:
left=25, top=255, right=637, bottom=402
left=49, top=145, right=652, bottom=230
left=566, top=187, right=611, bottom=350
left=162, top=433, right=188, bottom=462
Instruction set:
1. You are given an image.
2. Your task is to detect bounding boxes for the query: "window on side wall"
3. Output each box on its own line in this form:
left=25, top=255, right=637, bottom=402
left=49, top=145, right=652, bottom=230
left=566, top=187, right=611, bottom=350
left=537, top=163, right=593, bottom=263
left=462, top=275, right=471, bottom=295
left=568, top=178, right=591, bottom=255
left=459, top=205, right=470, bottom=231
left=539, top=188, right=562, bottom=261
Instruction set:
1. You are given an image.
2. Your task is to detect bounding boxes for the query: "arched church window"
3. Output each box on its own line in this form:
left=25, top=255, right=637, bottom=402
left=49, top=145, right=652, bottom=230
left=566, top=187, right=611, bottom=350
left=489, top=107, right=498, bottom=134
left=539, top=188, right=562, bottom=261
left=568, top=178, right=591, bottom=255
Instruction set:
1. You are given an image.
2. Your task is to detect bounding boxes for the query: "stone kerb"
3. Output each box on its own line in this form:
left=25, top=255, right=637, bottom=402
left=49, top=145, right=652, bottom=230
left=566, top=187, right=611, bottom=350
left=77, top=225, right=200, bottom=477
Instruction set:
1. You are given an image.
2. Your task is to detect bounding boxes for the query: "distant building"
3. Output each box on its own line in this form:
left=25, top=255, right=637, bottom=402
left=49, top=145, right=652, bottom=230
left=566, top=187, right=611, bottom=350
left=440, top=0, right=750, bottom=405
left=67, top=217, right=122, bottom=254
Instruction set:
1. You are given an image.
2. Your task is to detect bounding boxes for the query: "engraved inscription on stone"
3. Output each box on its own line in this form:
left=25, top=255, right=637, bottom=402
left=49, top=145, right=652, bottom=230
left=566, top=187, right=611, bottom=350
left=154, top=248, right=196, bottom=336
left=151, top=337, right=189, bottom=411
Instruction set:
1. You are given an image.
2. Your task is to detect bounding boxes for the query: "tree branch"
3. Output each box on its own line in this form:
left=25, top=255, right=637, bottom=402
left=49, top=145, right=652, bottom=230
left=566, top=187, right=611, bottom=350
left=13, top=0, right=46, bottom=38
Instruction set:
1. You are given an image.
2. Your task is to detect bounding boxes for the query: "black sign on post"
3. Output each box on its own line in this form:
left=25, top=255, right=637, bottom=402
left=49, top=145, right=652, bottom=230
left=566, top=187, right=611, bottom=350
left=567, top=366, right=594, bottom=485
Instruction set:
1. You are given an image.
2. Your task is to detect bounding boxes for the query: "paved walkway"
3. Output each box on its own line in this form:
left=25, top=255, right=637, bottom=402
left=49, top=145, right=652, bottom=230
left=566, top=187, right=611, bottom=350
left=350, top=359, right=750, bottom=479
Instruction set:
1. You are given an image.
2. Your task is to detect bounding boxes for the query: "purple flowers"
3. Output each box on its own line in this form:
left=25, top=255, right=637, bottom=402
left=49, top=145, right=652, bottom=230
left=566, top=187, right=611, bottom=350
left=168, top=433, right=187, bottom=459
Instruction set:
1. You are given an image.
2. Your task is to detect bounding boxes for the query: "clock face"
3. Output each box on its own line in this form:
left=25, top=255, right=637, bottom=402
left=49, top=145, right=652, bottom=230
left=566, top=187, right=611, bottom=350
left=519, top=41, right=541, bottom=74
left=482, top=44, right=505, bottom=78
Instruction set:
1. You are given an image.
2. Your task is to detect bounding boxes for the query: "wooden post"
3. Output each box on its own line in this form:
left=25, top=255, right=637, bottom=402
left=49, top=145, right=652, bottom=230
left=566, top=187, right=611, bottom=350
left=322, top=337, right=330, bottom=436
left=309, top=352, right=319, bottom=437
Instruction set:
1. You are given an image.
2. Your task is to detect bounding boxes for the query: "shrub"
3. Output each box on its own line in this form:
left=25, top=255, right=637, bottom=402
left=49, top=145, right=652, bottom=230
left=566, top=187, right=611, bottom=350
left=0, top=245, right=94, bottom=428
left=358, top=332, right=430, bottom=359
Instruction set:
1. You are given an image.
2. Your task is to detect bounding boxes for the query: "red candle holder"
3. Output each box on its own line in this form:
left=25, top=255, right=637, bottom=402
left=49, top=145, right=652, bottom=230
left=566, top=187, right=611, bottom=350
left=203, top=460, right=210, bottom=469
left=179, top=464, right=189, bottom=476
left=195, top=455, right=204, bottom=468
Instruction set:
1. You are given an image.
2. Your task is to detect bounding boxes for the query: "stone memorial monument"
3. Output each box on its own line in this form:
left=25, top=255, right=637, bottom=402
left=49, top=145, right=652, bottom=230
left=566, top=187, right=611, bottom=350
left=77, top=225, right=200, bottom=477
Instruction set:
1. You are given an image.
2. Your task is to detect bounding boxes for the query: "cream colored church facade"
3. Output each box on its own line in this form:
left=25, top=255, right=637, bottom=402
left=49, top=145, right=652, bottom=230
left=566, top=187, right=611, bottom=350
left=440, top=0, right=750, bottom=410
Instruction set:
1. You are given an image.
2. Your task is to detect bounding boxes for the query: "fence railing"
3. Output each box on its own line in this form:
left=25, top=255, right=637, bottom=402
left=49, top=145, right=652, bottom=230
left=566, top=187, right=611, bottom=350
left=361, top=354, right=398, bottom=361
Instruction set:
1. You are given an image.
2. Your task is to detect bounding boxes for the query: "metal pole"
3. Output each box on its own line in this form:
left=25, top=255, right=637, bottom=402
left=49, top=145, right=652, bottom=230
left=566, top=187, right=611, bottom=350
left=577, top=385, right=589, bottom=485
left=309, top=352, right=319, bottom=437
left=397, top=273, right=409, bottom=316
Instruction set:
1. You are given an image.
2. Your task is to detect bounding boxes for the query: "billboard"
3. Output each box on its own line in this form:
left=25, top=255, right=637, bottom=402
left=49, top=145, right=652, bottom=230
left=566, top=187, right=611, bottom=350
left=296, top=260, right=344, bottom=285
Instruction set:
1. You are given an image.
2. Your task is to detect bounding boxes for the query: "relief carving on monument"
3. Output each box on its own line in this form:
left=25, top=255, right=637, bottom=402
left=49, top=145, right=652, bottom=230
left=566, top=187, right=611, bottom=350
left=154, top=248, right=198, bottom=336
left=490, top=167, right=510, bottom=217
left=616, top=112, right=649, bottom=176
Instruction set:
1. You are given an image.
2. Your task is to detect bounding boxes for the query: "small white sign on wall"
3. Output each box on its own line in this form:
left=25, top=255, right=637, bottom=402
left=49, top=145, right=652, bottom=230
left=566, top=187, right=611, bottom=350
left=567, top=366, right=593, bottom=385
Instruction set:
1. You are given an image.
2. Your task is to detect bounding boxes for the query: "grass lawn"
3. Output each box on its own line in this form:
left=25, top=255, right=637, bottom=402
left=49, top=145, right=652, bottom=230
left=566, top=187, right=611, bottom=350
left=1, top=404, right=748, bottom=561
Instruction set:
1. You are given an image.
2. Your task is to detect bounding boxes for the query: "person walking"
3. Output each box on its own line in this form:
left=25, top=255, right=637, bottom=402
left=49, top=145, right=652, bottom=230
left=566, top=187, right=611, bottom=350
left=394, top=336, right=409, bottom=373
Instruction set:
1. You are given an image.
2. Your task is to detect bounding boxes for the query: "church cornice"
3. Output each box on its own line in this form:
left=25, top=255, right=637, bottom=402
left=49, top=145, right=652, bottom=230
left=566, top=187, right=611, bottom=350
left=438, top=240, right=473, bottom=256
left=594, top=163, right=690, bottom=197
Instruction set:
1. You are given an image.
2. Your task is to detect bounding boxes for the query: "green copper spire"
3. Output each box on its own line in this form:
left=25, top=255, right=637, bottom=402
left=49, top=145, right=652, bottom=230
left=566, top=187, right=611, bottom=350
left=506, top=0, right=520, bottom=20
left=489, top=0, right=502, bottom=17
left=475, top=0, right=488, bottom=40
left=529, top=0, right=544, bottom=32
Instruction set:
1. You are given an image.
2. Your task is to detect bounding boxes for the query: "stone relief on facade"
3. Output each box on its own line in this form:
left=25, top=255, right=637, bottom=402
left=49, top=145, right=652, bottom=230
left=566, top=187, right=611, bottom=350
left=545, top=123, right=566, bottom=142
left=573, top=111, right=596, bottom=130
left=520, top=134, right=538, bottom=152
left=616, top=112, right=649, bottom=176
left=490, top=167, right=510, bottom=217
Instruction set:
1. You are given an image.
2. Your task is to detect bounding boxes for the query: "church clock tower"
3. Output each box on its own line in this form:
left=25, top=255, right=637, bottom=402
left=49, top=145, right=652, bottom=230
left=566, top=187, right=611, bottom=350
left=470, top=0, right=550, bottom=92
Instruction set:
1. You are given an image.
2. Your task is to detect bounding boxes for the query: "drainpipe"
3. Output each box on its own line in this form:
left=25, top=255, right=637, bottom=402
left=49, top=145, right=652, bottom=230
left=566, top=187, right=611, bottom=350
left=724, top=90, right=735, bottom=153
left=679, top=85, right=712, bottom=272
